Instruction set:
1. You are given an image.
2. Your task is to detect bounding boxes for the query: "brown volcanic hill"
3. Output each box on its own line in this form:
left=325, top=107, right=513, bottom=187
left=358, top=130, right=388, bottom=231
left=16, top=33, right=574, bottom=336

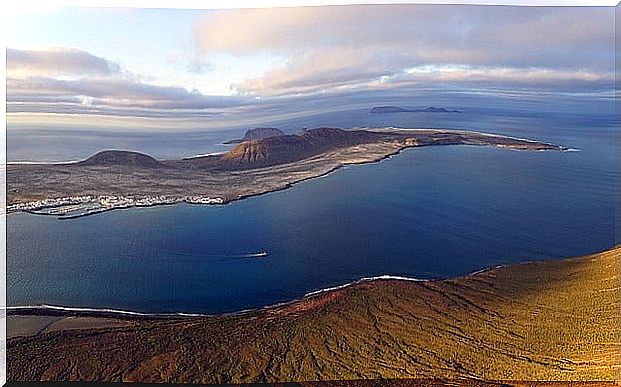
left=77, top=150, right=162, bottom=168
left=214, top=128, right=386, bottom=169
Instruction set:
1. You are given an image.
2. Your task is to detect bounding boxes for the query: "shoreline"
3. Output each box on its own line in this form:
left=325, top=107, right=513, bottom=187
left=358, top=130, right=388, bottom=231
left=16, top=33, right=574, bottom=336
left=6, top=128, right=571, bottom=219
left=5, top=246, right=607, bottom=321
left=2, top=127, right=564, bottom=165
left=6, top=273, right=432, bottom=320
left=5, top=137, right=408, bottom=218
left=9, top=245, right=620, bottom=382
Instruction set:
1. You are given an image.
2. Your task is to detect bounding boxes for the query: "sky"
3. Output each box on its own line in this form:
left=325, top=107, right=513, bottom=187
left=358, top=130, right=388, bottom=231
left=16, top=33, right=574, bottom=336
left=5, top=4, right=616, bottom=127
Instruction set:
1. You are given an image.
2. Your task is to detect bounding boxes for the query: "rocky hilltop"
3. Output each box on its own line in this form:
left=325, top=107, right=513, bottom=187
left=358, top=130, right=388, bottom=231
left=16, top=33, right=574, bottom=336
left=77, top=150, right=162, bottom=168
left=224, top=127, right=285, bottom=144
left=214, top=128, right=385, bottom=169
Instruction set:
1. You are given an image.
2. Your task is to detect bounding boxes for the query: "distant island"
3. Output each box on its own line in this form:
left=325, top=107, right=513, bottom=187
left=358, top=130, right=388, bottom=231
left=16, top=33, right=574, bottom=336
left=370, top=106, right=461, bottom=114
left=7, top=127, right=568, bottom=218
left=8, top=245, right=619, bottom=382
left=223, top=127, right=286, bottom=144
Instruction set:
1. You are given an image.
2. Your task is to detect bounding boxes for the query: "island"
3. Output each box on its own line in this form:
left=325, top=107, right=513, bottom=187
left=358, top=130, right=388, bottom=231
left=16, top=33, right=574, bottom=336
left=370, top=106, right=461, bottom=114
left=7, top=127, right=568, bottom=218
left=8, top=245, right=619, bottom=382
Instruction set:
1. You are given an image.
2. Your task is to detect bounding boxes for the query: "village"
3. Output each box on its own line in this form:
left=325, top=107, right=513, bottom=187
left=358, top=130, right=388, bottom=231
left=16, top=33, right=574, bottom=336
left=7, top=194, right=226, bottom=218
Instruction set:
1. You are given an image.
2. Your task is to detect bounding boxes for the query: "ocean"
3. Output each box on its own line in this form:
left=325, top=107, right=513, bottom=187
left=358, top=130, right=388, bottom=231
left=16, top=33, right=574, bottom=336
left=7, top=97, right=619, bottom=314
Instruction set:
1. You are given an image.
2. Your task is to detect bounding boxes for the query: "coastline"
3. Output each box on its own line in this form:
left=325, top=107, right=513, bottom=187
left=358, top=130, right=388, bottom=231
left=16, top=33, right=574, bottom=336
left=5, top=135, right=405, bottom=219
left=0, top=256, right=572, bottom=322
left=8, top=245, right=619, bottom=382
left=6, top=127, right=570, bottom=219
left=7, top=273, right=432, bottom=320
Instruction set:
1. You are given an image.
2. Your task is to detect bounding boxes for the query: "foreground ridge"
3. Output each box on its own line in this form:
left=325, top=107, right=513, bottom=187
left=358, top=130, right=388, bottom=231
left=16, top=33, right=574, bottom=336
left=8, top=246, right=619, bottom=382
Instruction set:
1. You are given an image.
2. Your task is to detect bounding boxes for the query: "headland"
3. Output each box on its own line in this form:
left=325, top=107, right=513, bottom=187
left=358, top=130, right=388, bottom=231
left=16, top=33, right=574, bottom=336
left=7, top=127, right=568, bottom=218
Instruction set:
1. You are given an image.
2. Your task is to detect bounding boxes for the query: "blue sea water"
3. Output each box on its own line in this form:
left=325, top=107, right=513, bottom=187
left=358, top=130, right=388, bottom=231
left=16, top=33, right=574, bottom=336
left=7, top=103, right=619, bottom=314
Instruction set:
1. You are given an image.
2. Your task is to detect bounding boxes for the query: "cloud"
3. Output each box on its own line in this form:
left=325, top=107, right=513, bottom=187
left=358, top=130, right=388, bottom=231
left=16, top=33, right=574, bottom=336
left=6, top=4, right=615, bottom=119
left=194, top=5, right=612, bottom=66
left=80, top=96, right=93, bottom=108
left=234, top=53, right=613, bottom=97
left=395, top=65, right=613, bottom=92
left=6, top=47, right=250, bottom=116
left=7, top=47, right=122, bottom=78
left=7, top=76, right=250, bottom=113
left=194, top=4, right=614, bottom=96
left=234, top=47, right=401, bottom=96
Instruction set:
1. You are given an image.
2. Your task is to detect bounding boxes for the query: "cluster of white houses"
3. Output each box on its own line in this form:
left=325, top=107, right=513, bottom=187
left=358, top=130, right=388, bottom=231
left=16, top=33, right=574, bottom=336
left=97, top=195, right=178, bottom=208
left=7, top=194, right=226, bottom=215
left=185, top=196, right=225, bottom=204
left=6, top=196, right=96, bottom=213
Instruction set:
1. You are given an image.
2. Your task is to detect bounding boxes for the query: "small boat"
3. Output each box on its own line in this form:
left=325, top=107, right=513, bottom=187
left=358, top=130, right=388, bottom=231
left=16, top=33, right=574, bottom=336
left=256, top=251, right=269, bottom=258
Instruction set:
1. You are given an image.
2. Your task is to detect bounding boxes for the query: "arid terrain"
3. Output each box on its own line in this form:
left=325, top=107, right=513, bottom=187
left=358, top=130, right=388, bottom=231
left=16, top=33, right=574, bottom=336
left=7, top=127, right=566, bottom=207
left=8, top=246, right=619, bottom=383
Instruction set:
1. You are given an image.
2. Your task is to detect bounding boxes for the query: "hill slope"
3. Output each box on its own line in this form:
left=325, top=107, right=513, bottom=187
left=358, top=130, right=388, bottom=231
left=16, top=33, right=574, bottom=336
left=224, top=127, right=286, bottom=144
left=77, top=150, right=162, bottom=168
left=8, top=246, right=619, bottom=382
left=196, top=128, right=386, bottom=170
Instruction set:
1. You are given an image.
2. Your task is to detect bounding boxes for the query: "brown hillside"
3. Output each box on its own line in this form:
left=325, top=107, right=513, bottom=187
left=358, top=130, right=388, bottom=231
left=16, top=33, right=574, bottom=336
left=216, top=128, right=386, bottom=169
left=77, top=150, right=162, bottom=168
left=8, top=246, right=620, bottom=383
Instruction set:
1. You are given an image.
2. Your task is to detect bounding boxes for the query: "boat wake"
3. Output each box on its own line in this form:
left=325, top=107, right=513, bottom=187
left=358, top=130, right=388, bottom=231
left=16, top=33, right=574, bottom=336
left=204, top=251, right=268, bottom=260
left=122, top=247, right=269, bottom=261
left=233, top=251, right=268, bottom=258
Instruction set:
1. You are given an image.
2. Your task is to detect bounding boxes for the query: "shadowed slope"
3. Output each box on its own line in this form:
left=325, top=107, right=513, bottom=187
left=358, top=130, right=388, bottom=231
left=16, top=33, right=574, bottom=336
left=217, top=128, right=385, bottom=169
left=8, top=246, right=620, bottom=383
left=77, top=150, right=162, bottom=168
